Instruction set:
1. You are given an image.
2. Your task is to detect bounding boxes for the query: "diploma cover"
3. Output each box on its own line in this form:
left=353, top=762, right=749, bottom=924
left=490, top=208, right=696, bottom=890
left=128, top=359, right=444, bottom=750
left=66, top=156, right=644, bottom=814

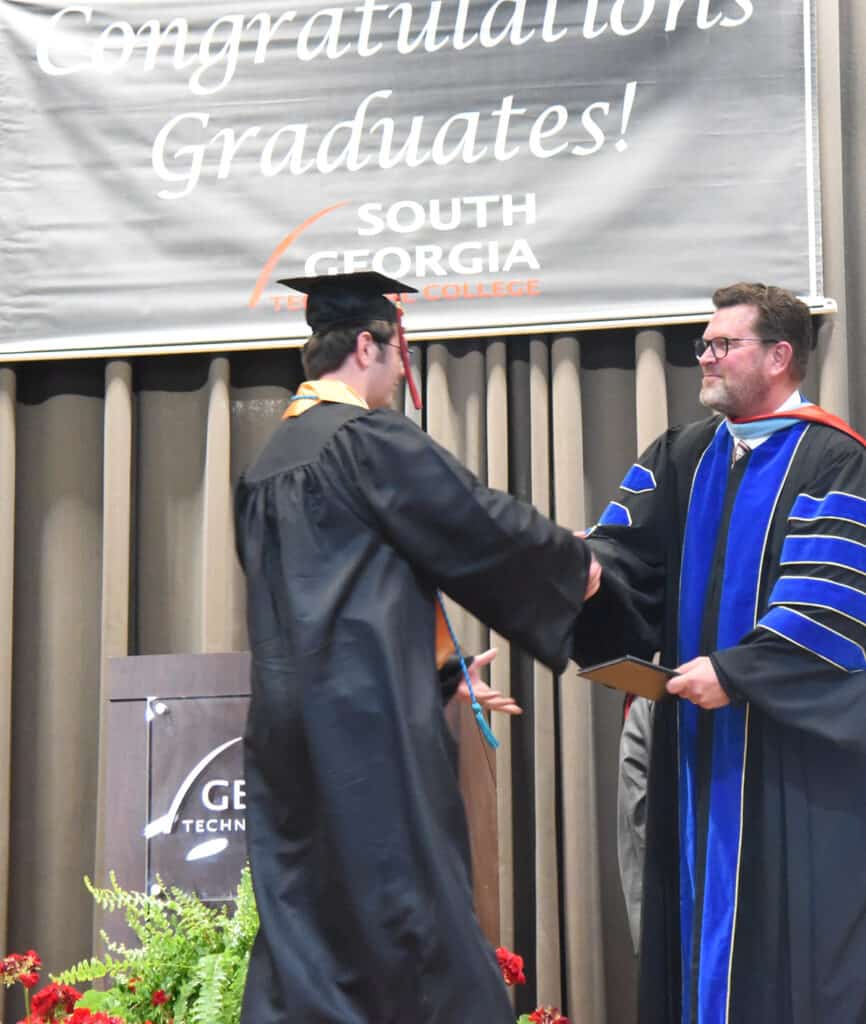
left=580, top=655, right=675, bottom=700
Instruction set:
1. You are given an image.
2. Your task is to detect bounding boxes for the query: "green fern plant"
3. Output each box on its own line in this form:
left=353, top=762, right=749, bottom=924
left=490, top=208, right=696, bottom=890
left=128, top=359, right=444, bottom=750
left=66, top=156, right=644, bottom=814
left=49, top=869, right=552, bottom=1024
left=54, top=866, right=258, bottom=1024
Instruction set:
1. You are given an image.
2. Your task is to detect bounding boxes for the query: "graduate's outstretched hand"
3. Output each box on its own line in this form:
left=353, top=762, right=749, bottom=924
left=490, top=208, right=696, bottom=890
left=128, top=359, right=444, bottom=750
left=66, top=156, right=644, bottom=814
left=585, top=555, right=602, bottom=600
left=455, top=648, right=523, bottom=716
left=574, top=531, right=602, bottom=601
left=666, top=656, right=730, bottom=709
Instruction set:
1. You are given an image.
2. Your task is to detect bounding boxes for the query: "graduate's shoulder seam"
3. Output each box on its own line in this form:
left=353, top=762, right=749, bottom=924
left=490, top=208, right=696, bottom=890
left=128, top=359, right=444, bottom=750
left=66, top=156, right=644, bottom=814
left=240, top=403, right=370, bottom=485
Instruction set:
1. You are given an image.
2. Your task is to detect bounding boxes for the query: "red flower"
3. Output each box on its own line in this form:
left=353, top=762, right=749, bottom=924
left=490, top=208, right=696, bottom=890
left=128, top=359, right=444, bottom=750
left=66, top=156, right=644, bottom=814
left=151, top=989, right=169, bottom=1006
left=65, top=1010, right=127, bottom=1024
left=529, top=1008, right=570, bottom=1024
left=1, top=949, right=42, bottom=987
left=32, top=986, right=59, bottom=1016
left=495, top=946, right=526, bottom=986
left=32, top=981, right=83, bottom=1018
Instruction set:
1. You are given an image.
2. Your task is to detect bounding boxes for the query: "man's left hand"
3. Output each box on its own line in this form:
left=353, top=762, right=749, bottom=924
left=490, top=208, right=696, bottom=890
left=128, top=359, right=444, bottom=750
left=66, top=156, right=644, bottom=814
left=455, top=647, right=523, bottom=716
left=666, top=656, right=730, bottom=709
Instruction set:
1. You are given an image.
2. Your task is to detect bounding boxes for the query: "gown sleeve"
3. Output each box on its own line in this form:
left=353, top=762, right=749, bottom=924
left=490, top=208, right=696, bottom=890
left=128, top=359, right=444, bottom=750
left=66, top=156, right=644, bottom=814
left=571, top=432, right=678, bottom=666
left=332, top=409, right=592, bottom=673
left=438, top=654, right=471, bottom=703
left=712, top=438, right=866, bottom=752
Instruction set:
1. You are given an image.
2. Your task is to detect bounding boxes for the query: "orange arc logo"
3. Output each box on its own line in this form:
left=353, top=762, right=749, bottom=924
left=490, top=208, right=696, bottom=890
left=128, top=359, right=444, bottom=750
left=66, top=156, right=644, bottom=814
left=247, top=201, right=348, bottom=310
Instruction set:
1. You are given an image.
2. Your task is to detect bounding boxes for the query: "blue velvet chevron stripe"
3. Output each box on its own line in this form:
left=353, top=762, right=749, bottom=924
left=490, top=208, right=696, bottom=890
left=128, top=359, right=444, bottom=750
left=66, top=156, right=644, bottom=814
left=769, top=576, right=866, bottom=626
left=780, top=534, right=866, bottom=575
left=597, top=501, right=631, bottom=527
left=620, top=463, right=656, bottom=493
left=677, top=421, right=808, bottom=1024
left=790, top=491, right=866, bottom=528
left=759, top=606, right=866, bottom=671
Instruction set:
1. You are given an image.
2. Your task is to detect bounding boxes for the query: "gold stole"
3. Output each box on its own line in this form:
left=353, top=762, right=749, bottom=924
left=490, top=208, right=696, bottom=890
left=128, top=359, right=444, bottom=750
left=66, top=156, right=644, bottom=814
left=283, top=378, right=369, bottom=418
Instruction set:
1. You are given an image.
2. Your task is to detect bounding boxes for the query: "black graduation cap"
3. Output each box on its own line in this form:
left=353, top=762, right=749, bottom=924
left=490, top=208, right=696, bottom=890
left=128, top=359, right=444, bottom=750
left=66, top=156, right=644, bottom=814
left=278, top=271, right=418, bottom=334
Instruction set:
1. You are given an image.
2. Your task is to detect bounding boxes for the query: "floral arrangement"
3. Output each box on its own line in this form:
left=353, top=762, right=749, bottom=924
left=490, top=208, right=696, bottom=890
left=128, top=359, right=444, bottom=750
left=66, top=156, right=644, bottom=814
left=3, top=872, right=568, bottom=1024
left=496, top=946, right=570, bottom=1024
left=1, top=867, right=257, bottom=1024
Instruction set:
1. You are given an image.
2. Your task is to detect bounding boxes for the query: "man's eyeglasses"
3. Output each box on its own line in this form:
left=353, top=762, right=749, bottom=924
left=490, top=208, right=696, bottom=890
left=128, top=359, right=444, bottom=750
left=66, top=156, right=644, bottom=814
left=692, top=336, right=780, bottom=360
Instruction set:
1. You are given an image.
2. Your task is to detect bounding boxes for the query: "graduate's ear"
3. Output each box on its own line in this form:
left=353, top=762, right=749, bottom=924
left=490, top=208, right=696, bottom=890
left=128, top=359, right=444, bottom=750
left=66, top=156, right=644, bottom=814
left=354, top=329, right=377, bottom=369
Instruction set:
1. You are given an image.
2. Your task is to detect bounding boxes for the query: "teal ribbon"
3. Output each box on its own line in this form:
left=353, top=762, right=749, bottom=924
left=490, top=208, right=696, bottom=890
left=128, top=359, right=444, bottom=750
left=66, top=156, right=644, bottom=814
left=436, top=592, right=500, bottom=750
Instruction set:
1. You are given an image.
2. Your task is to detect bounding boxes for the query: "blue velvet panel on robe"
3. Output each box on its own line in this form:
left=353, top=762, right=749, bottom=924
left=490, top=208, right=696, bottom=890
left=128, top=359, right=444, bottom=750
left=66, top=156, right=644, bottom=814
left=677, top=422, right=808, bottom=1024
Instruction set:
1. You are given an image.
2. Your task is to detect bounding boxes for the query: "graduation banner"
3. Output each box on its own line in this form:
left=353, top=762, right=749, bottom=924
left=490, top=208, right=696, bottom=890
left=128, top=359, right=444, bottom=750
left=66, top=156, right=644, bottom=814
left=0, top=0, right=824, bottom=358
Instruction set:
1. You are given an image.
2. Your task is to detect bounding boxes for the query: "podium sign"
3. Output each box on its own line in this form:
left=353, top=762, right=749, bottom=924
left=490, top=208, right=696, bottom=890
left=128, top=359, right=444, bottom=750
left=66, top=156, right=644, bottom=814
left=146, top=695, right=248, bottom=901
left=103, top=653, right=251, bottom=906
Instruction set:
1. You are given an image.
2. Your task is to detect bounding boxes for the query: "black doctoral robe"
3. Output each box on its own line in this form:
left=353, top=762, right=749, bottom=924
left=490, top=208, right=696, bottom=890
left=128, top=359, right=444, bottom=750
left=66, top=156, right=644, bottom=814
left=574, top=414, right=866, bottom=1024
left=235, top=400, right=591, bottom=1024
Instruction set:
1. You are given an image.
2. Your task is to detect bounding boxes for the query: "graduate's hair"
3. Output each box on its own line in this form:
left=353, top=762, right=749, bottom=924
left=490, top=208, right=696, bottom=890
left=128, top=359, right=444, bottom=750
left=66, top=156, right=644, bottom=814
left=712, top=282, right=813, bottom=381
left=301, top=319, right=396, bottom=379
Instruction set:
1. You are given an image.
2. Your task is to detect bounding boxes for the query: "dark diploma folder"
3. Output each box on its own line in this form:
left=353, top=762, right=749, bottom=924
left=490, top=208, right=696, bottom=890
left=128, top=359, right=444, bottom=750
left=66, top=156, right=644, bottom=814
left=579, top=655, right=675, bottom=701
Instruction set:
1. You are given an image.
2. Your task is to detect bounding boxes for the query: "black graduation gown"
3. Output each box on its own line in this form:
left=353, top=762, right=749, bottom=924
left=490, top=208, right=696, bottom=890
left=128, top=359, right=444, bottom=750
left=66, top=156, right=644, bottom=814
left=573, top=415, right=866, bottom=1024
left=234, top=401, right=591, bottom=1024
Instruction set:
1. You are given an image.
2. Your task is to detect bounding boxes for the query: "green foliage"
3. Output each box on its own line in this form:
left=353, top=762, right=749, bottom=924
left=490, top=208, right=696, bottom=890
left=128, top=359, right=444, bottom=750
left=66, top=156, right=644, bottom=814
left=53, top=867, right=258, bottom=1024
left=50, top=866, right=540, bottom=1024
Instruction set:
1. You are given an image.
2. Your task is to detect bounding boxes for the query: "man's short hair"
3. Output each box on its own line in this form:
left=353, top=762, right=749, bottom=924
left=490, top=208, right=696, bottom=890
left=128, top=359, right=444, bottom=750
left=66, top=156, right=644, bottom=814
left=301, top=319, right=396, bottom=379
left=712, top=282, right=813, bottom=381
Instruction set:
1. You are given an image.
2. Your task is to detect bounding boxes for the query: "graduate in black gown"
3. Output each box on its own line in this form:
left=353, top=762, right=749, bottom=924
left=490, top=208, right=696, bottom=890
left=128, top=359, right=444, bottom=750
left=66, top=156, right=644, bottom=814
left=576, top=283, right=866, bottom=1024
left=235, top=272, right=600, bottom=1024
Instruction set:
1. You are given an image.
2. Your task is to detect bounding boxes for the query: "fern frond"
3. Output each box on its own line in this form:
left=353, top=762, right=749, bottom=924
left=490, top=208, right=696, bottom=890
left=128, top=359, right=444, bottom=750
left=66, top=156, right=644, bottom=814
left=188, top=953, right=227, bottom=1024
left=53, top=955, right=112, bottom=986
left=222, top=949, right=251, bottom=1024
left=63, top=864, right=260, bottom=1023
